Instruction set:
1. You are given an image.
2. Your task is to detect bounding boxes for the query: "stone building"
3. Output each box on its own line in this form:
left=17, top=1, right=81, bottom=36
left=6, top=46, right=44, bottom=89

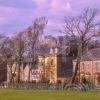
left=7, top=53, right=74, bottom=83
left=7, top=61, right=41, bottom=83
left=38, top=54, right=73, bottom=83
left=73, top=48, right=100, bottom=85
left=7, top=62, right=23, bottom=83
left=7, top=45, right=76, bottom=83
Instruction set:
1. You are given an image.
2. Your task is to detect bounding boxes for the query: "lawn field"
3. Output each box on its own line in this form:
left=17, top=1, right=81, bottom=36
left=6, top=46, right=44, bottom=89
left=0, top=89, right=100, bottom=100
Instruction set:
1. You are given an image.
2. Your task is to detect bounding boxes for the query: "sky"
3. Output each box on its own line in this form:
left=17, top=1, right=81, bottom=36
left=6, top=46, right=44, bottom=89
left=0, top=0, right=100, bottom=37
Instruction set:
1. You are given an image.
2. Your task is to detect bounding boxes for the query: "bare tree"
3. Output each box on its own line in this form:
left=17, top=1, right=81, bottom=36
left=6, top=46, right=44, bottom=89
left=0, top=34, right=14, bottom=82
left=26, top=17, right=48, bottom=57
left=7, top=58, right=17, bottom=83
left=62, top=7, right=100, bottom=83
left=0, top=17, right=48, bottom=83
left=25, top=16, right=48, bottom=81
left=0, top=34, right=25, bottom=83
left=11, top=32, right=26, bottom=83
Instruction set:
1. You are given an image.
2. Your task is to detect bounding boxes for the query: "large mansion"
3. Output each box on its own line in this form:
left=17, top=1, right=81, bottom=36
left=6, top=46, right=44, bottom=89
left=7, top=53, right=74, bottom=83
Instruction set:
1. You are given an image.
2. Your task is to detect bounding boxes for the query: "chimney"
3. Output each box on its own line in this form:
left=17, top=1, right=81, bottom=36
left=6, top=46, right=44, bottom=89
left=55, top=47, right=58, bottom=54
left=50, top=48, right=53, bottom=54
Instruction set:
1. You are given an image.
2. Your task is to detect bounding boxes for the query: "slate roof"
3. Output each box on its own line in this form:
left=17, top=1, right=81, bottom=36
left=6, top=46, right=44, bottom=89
left=81, top=48, right=100, bottom=61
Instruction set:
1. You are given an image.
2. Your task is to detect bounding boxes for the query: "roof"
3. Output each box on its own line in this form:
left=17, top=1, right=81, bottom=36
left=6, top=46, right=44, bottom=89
left=81, top=48, right=100, bottom=61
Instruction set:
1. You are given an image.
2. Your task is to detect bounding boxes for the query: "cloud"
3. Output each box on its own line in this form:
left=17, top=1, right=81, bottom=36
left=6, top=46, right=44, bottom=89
left=46, top=20, right=63, bottom=36
left=0, top=0, right=99, bottom=36
left=0, top=16, right=8, bottom=25
left=34, top=0, right=49, bottom=8
left=32, top=0, right=72, bottom=18
left=0, top=0, right=36, bottom=9
left=0, top=6, right=19, bottom=25
left=0, top=5, right=18, bottom=15
left=35, top=0, right=46, bottom=5
left=47, top=20, right=61, bottom=28
left=49, top=0, right=72, bottom=15
left=51, top=0, right=60, bottom=10
left=64, top=3, right=72, bottom=11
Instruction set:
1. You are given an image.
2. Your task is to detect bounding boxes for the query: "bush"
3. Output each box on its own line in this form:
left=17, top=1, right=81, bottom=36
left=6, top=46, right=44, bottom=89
left=64, top=83, right=91, bottom=91
left=41, top=78, right=50, bottom=83
left=32, top=80, right=36, bottom=83
left=57, top=80, right=62, bottom=84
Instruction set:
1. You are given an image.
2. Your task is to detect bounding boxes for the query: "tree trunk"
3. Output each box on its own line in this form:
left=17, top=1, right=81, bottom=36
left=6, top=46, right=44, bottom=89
left=28, top=63, right=31, bottom=82
left=71, top=42, right=82, bottom=83
left=17, top=61, right=21, bottom=83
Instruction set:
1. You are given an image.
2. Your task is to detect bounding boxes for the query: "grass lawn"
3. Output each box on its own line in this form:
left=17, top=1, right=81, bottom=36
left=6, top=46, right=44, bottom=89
left=0, top=89, right=100, bottom=100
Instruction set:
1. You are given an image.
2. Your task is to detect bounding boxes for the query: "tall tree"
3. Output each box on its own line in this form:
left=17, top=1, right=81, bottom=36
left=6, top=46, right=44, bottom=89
left=0, top=17, right=48, bottom=83
left=0, top=34, right=13, bottom=82
left=26, top=16, right=48, bottom=58
left=25, top=17, right=48, bottom=81
left=62, top=7, right=100, bottom=83
left=11, top=32, right=26, bottom=83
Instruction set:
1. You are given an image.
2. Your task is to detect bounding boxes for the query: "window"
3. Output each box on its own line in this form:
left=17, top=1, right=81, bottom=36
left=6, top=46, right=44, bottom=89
left=39, top=60, right=44, bottom=66
left=51, top=59, right=54, bottom=65
left=95, top=62, right=100, bottom=71
left=81, top=63, right=84, bottom=70
left=61, top=56, right=66, bottom=63
left=84, top=63, right=90, bottom=72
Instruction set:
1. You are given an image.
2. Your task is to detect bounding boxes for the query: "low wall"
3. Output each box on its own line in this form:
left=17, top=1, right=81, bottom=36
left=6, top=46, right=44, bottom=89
left=0, top=82, right=64, bottom=90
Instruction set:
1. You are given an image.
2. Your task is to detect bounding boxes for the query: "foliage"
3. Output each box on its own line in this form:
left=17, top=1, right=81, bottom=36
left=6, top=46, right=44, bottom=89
left=64, top=83, right=91, bottom=91
left=57, top=80, right=62, bottom=84
left=41, top=77, right=50, bottom=83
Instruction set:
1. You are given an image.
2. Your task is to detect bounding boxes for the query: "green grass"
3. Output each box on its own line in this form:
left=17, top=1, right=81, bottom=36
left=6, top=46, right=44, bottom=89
left=0, top=89, right=100, bottom=100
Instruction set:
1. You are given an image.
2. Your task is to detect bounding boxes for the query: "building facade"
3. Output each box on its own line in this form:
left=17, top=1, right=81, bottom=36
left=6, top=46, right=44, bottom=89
left=7, top=53, right=73, bottom=83
left=80, top=61, right=100, bottom=85
left=73, top=48, right=100, bottom=85
left=38, top=54, right=73, bottom=83
left=7, top=61, right=41, bottom=83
